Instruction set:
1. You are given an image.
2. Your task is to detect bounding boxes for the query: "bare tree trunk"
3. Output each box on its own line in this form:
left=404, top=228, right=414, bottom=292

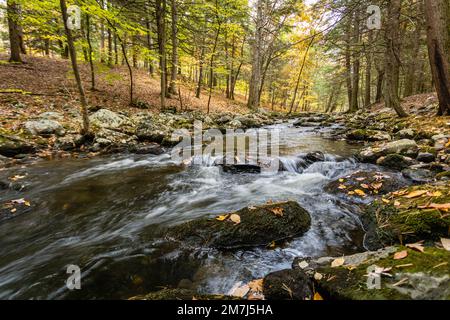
left=86, top=15, right=96, bottom=90
left=350, top=9, right=360, bottom=112
left=345, top=15, right=353, bottom=111
left=146, top=18, right=155, bottom=76
left=364, top=31, right=373, bottom=108
left=247, top=0, right=263, bottom=110
left=384, top=0, right=408, bottom=117
left=7, top=0, right=23, bottom=63
left=207, top=13, right=221, bottom=114
left=424, top=0, right=450, bottom=115
left=169, top=0, right=179, bottom=95
left=60, top=0, right=89, bottom=135
left=196, top=39, right=205, bottom=98
left=156, top=0, right=167, bottom=109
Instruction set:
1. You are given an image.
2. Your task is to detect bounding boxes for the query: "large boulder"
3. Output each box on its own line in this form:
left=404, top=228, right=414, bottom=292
left=293, top=246, right=450, bottom=300
left=89, top=109, right=134, bottom=133
left=134, top=115, right=171, bottom=144
left=24, top=119, right=65, bottom=136
left=165, top=201, right=311, bottom=250
left=376, top=154, right=414, bottom=171
left=358, top=139, right=418, bottom=163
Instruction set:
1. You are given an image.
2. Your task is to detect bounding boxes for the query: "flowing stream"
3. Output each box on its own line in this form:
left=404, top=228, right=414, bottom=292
left=0, top=122, right=400, bottom=299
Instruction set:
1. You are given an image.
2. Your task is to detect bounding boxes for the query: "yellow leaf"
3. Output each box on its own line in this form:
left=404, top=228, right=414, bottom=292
left=432, top=191, right=443, bottom=197
left=248, top=279, right=263, bottom=293
left=361, top=184, right=370, bottom=189
left=394, top=250, right=408, bottom=260
left=313, top=292, right=324, bottom=300
left=372, top=183, right=383, bottom=190
left=404, top=190, right=427, bottom=198
left=382, top=198, right=390, bottom=204
left=216, top=214, right=229, bottom=221
left=331, top=257, right=345, bottom=268
left=339, top=179, right=344, bottom=183
left=24, top=201, right=31, bottom=207
left=338, top=184, right=347, bottom=190
left=394, top=200, right=401, bottom=207
left=230, top=214, right=241, bottom=224
left=354, top=189, right=366, bottom=197
left=268, top=241, right=276, bottom=249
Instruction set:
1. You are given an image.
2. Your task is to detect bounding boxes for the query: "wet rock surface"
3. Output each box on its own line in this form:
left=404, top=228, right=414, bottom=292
left=165, top=201, right=311, bottom=250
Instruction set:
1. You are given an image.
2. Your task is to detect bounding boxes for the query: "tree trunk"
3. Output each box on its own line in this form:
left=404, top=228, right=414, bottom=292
left=424, top=0, right=450, bottom=115
left=86, top=15, right=96, bottom=90
left=345, top=15, right=353, bottom=111
left=169, top=0, right=179, bottom=95
left=384, top=0, right=408, bottom=117
left=6, top=0, right=23, bottom=63
left=364, top=32, right=373, bottom=108
left=155, top=0, right=167, bottom=109
left=196, top=40, right=205, bottom=99
left=350, top=10, right=360, bottom=112
left=60, top=0, right=89, bottom=135
left=247, top=0, right=263, bottom=110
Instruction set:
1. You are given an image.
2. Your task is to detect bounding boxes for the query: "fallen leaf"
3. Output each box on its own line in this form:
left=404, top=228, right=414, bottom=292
left=395, top=263, right=413, bottom=268
left=404, top=190, right=427, bottom=198
left=10, top=208, right=17, bottom=213
left=231, top=284, right=249, bottom=297
left=354, top=189, right=366, bottom=197
left=360, top=184, right=370, bottom=189
left=406, top=242, right=425, bottom=253
left=394, top=250, right=408, bottom=260
left=24, top=201, right=31, bottom=207
left=298, top=261, right=309, bottom=269
left=216, top=214, right=229, bottom=221
left=432, top=191, right=443, bottom=197
left=394, top=200, right=401, bottom=207
left=441, top=238, right=450, bottom=251
left=314, top=272, right=323, bottom=281
left=372, top=183, right=383, bottom=190
left=428, top=203, right=450, bottom=210
left=248, top=279, right=263, bottom=293
left=268, top=241, right=276, bottom=249
left=331, top=257, right=345, bottom=268
left=382, top=198, right=390, bottom=204
left=9, top=175, right=26, bottom=181
left=339, top=178, right=344, bottom=183
left=229, top=214, right=241, bottom=224
left=10, top=198, right=26, bottom=204
left=355, top=177, right=366, bottom=181
left=338, top=184, right=347, bottom=190
left=313, top=292, right=324, bottom=300
left=270, top=207, right=284, bottom=216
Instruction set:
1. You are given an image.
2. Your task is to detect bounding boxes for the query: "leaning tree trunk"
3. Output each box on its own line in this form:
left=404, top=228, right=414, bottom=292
left=247, top=0, right=263, bottom=110
left=60, top=0, right=90, bottom=135
left=424, top=0, right=450, bottom=115
left=6, top=0, right=23, bottom=63
left=86, top=15, right=96, bottom=90
left=384, top=0, right=408, bottom=117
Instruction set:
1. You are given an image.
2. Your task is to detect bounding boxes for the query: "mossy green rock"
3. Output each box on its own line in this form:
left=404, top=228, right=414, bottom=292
left=362, top=181, right=450, bottom=249
left=166, top=201, right=311, bottom=250
left=304, top=247, right=450, bottom=300
left=129, top=288, right=236, bottom=300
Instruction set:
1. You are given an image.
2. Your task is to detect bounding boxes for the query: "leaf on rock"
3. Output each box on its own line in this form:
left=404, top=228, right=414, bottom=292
left=338, top=184, right=347, bottom=190
left=372, top=183, right=383, bottom=190
left=216, top=214, right=229, bottom=221
left=404, top=190, right=427, bottom=198
left=231, top=284, right=249, bottom=297
left=270, top=207, right=284, bottom=216
left=427, top=203, right=450, bottom=211
left=360, top=184, right=370, bottom=189
left=230, top=214, right=241, bottom=224
left=382, top=198, right=390, bottom=204
left=354, top=189, right=366, bottom=197
left=331, top=257, right=345, bottom=268
left=393, top=250, right=408, bottom=260
left=248, top=279, right=263, bottom=293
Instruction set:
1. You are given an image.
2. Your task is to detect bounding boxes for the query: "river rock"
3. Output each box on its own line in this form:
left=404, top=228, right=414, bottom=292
left=216, top=115, right=233, bottom=125
left=381, top=139, right=418, bottom=155
left=39, top=111, right=64, bottom=121
left=135, top=116, right=171, bottom=144
left=304, top=151, right=325, bottom=163
left=263, top=269, right=314, bottom=300
left=0, top=136, right=36, bottom=157
left=325, top=171, right=407, bottom=196
left=377, top=154, right=414, bottom=171
left=416, top=152, right=436, bottom=163
left=129, top=144, right=164, bottom=155
left=165, top=201, right=311, bottom=250
left=89, top=109, right=133, bottom=133
left=396, top=128, right=415, bottom=139
left=292, top=246, right=450, bottom=300
left=220, top=164, right=261, bottom=174
left=129, top=289, right=234, bottom=300
left=402, top=168, right=435, bottom=183
left=347, top=129, right=391, bottom=142
left=361, top=181, right=450, bottom=249
left=55, top=134, right=83, bottom=151
left=24, top=119, right=65, bottom=136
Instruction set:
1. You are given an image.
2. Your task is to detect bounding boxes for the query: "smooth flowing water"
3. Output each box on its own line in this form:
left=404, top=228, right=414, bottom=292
left=0, top=122, right=395, bottom=299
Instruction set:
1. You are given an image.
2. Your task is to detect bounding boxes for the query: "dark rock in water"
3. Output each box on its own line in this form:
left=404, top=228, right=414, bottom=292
left=221, top=164, right=261, bottom=174
left=402, top=168, right=435, bottom=183
left=377, top=154, right=413, bottom=170
left=304, top=151, right=325, bottom=163
left=416, top=152, right=435, bottom=163
left=165, top=201, right=311, bottom=250
left=129, top=144, right=164, bottom=155
left=325, top=171, right=407, bottom=196
left=0, top=137, right=36, bottom=157
left=263, top=269, right=313, bottom=300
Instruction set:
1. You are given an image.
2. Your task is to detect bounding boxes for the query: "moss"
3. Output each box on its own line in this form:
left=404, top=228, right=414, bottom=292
left=362, top=182, right=450, bottom=248
left=166, top=201, right=311, bottom=250
left=315, top=247, right=450, bottom=300
left=129, top=288, right=237, bottom=300
left=436, top=171, right=450, bottom=180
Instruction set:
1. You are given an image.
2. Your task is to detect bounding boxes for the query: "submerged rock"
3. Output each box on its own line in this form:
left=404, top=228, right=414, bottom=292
left=165, top=201, right=311, bottom=250
left=220, top=164, right=261, bottom=174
